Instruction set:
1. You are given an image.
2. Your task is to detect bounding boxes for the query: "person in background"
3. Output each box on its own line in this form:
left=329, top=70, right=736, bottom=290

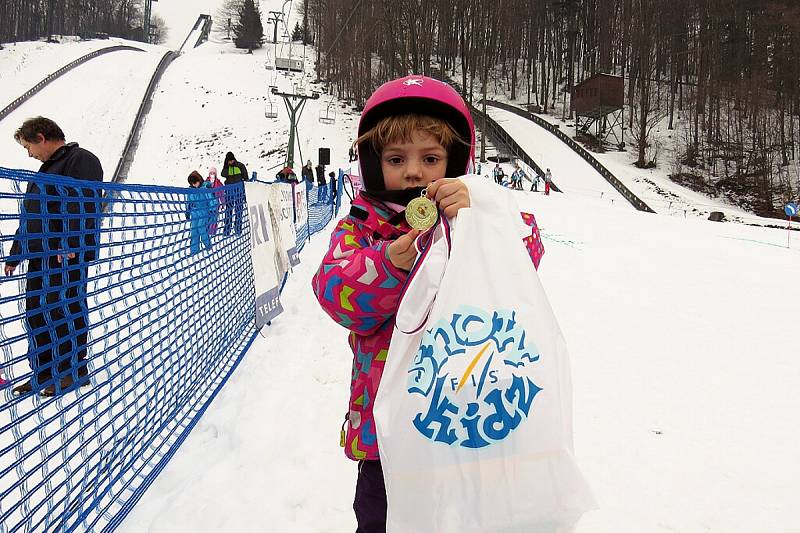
left=302, top=160, right=314, bottom=184
left=186, top=171, right=214, bottom=254
left=329, top=171, right=337, bottom=203
left=530, top=170, right=541, bottom=192
left=5, top=116, right=103, bottom=397
left=544, top=168, right=552, bottom=195
left=276, top=166, right=298, bottom=183
left=221, top=151, right=248, bottom=235
left=316, top=163, right=328, bottom=202
left=206, top=166, right=224, bottom=235
left=315, top=162, right=326, bottom=186
left=492, top=162, right=505, bottom=184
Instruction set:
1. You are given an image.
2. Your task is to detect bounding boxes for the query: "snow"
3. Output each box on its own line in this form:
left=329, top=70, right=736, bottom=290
left=0, top=46, right=166, bottom=177
left=0, top=38, right=132, bottom=111
left=2, top=5, right=799, bottom=531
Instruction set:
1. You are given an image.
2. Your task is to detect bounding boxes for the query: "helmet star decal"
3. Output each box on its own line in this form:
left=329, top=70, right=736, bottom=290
left=403, top=78, right=424, bottom=86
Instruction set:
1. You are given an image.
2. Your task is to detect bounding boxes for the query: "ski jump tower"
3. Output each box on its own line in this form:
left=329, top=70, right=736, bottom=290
left=571, top=73, right=625, bottom=150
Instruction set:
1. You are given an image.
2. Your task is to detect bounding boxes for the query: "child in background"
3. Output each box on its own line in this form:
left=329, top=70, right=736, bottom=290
left=186, top=171, right=214, bottom=254
left=311, top=75, right=543, bottom=531
left=206, top=166, right=224, bottom=235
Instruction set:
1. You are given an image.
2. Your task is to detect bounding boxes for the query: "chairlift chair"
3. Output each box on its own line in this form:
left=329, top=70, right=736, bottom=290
left=265, top=86, right=278, bottom=119
left=319, top=98, right=336, bottom=125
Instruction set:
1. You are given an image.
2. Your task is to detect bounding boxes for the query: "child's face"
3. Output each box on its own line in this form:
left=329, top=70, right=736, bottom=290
left=380, top=130, right=448, bottom=191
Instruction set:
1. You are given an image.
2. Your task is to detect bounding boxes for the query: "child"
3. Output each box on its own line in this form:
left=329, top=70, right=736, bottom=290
left=186, top=171, right=214, bottom=254
left=206, top=166, right=224, bottom=235
left=311, top=75, right=543, bottom=531
left=492, top=162, right=504, bottom=184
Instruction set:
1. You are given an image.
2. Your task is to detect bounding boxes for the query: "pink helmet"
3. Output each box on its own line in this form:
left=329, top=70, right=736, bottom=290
left=357, top=75, right=475, bottom=192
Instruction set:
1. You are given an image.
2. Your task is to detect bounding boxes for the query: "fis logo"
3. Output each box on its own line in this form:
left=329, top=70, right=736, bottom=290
left=407, top=305, right=541, bottom=448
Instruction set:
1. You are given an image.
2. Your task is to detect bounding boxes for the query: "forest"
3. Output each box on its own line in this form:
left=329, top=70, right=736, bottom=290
left=0, top=0, right=166, bottom=44
left=307, top=0, right=800, bottom=216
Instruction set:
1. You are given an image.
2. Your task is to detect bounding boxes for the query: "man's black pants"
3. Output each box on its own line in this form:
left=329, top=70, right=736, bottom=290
left=25, top=254, right=90, bottom=393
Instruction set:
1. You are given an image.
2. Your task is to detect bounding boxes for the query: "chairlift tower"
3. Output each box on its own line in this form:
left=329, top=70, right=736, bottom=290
left=272, top=87, right=319, bottom=168
left=268, top=11, right=284, bottom=43
left=143, top=0, right=157, bottom=44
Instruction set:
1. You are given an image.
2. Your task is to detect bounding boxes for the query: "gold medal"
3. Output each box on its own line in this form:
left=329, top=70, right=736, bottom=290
left=405, top=188, right=438, bottom=230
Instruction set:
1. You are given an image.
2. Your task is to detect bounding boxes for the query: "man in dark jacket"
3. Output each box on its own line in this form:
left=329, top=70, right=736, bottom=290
left=315, top=163, right=327, bottom=202
left=315, top=163, right=326, bottom=186
left=221, top=151, right=248, bottom=235
left=5, top=117, right=103, bottom=396
left=301, top=160, right=314, bottom=184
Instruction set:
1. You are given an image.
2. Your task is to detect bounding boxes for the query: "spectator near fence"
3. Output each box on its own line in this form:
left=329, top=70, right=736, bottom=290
left=301, top=160, right=314, bottom=184
left=5, top=117, right=103, bottom=397
left=316, top=163, right=328, bottom=202
left=205, top=166, right=224, bottom=235
left=329, top=171, right=337, bottom=203
left=221, top=151, right=248, bottom=235
left=186, top=171, right=215, bottom=254
left=276, top=166, right=298, bottom=183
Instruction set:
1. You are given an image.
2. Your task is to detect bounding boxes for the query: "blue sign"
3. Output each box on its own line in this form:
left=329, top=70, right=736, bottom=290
left=786, top=202, right=798, bottom=217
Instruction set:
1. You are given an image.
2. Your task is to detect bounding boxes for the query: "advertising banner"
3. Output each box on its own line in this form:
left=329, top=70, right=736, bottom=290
left=245, top=182, right=283, bottom=328
left=269, top=182, right=300, bottom=277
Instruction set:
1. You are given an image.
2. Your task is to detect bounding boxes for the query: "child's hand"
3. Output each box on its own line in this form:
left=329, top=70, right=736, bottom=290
left=426, top=178, right=470, bottom=218
left=388, top=229, right=421, bottom=271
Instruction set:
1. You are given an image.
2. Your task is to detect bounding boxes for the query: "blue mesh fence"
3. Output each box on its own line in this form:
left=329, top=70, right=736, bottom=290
left=0, top=166, right=337, bottom=531
left=308, top=184, right=334, bottom=235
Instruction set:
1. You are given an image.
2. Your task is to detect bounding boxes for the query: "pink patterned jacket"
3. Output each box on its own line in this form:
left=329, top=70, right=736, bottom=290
left=312, top=193, right=544, bottom=461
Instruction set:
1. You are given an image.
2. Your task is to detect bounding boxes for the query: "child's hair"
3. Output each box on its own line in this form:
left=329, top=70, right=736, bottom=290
left=187, top=170, right=203, bottom=185
left=354, top=113, right=468, bottom=156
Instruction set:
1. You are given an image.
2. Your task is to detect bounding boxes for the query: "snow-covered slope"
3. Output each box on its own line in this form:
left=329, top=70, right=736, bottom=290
left=487, top=105, right=632, bottom=206
left=3, top=6, right=799, bottom=531
left=0, top=38, right=135, bottom=110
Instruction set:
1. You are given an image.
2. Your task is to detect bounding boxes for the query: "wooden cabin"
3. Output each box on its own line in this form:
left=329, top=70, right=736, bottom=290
left=571, top=73, right=624, bottom=118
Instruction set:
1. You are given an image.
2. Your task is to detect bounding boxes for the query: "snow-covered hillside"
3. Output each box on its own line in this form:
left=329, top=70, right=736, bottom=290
left=2, top=2, right=799, bottom=531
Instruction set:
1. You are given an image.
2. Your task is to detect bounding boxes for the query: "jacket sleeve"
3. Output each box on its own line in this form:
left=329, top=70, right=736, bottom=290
left=239, top=163, right=249, bottom=180
left=312, top=217, right=409, bottom=336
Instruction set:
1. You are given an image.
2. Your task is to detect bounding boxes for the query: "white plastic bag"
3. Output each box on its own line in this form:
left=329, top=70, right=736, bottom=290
left=374, top=176, right=595, bottom=533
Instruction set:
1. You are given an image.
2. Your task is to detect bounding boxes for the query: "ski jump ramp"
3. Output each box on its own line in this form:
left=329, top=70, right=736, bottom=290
left=485, top=104, right=645, bottom=210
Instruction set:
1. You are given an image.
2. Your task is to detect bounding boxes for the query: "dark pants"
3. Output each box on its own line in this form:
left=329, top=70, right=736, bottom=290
left=224, top=190, right=243, bottom=235
left=354, top=460, right=387, bottom=533
left=25, top=254, right=90, bottom=393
